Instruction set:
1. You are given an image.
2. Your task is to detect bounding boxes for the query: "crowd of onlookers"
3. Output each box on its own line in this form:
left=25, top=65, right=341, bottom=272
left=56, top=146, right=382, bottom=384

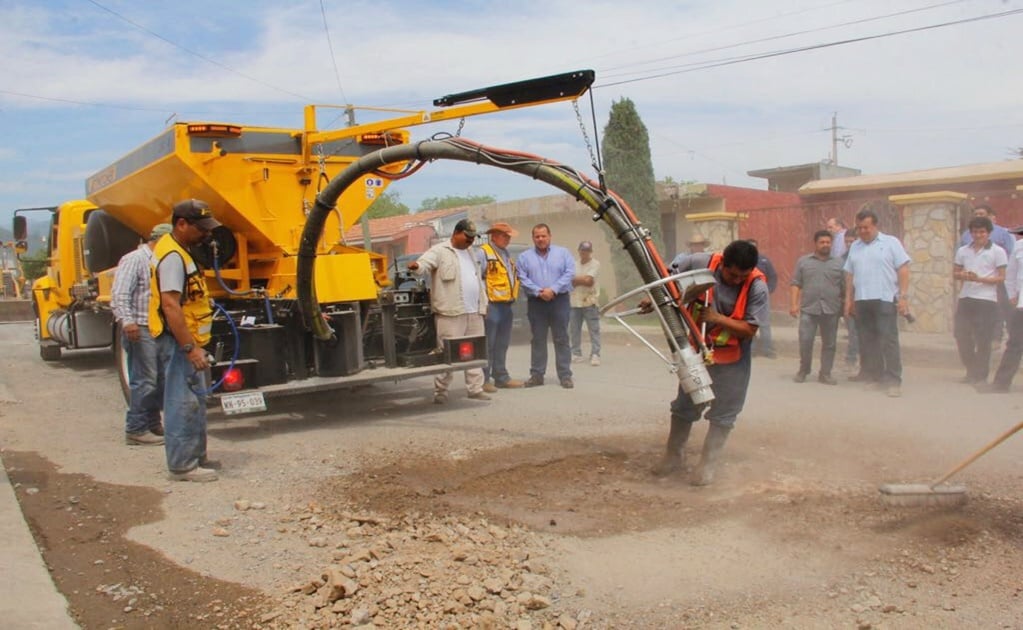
left=787, top=203, right=1023, bottom=398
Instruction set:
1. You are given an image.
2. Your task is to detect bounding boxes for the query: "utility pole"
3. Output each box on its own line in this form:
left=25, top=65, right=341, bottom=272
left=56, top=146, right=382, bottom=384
left=829, top=112, right=853, bottom=166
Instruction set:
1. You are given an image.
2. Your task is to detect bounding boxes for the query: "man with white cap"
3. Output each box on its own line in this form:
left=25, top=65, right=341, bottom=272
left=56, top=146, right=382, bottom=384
left=570, top=240, right=601, bottom=366
left=479, top=222, right=525, bottom=391
left=112, top=223, right=173, bottom=446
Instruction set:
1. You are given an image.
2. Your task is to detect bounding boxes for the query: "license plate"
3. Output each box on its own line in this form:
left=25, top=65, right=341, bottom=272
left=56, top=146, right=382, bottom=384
left=220, top=391, right=267, bottom=415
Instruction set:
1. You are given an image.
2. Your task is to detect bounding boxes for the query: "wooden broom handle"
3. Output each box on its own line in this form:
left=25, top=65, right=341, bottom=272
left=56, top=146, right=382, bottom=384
left=932, top=419, right=1023, bottom=487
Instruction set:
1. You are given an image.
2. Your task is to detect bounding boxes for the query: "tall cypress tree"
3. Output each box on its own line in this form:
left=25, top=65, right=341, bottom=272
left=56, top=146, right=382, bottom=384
left=601, top=98, right=661, bottom=293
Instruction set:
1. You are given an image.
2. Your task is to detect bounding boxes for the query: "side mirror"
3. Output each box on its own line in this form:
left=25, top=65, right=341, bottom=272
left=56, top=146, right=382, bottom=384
left=13, top=216, right=28, bottom=254
left=13, top=215, right=27, bottom=241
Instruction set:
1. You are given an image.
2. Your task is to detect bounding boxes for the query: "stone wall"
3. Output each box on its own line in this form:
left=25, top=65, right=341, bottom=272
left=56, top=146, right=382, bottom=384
left=889, top=192, right=966, bottom=333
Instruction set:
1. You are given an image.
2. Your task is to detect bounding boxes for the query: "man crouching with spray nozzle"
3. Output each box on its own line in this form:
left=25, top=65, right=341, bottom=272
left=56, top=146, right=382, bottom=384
left=641, top=239, right=770, bottom=486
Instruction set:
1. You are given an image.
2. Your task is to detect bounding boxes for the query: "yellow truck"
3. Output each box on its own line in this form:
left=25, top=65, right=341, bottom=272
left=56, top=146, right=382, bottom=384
left=13, top=70, right=598, bottom=414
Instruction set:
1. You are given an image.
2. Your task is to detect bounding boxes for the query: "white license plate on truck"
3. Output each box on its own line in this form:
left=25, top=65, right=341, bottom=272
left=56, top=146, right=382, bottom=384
left=220, top=391, right=267, bottom=415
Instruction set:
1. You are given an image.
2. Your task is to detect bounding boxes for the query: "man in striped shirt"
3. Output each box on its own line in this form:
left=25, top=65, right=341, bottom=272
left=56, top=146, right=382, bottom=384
left=112, top=223, right=172, bottom=445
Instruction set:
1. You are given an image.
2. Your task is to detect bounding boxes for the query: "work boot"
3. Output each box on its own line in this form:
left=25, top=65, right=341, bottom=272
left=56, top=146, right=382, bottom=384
left=482, top=381, right=499, bottom=393
left=652, top=418, right=693, bottom=477
left=690, top=423, right=731, bottom=486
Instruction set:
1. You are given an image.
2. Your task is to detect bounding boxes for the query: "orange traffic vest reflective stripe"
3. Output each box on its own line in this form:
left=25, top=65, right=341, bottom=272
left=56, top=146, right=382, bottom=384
left=480, top=243, right=519, bottom=303
left=689, top=252, right=765, bottom=364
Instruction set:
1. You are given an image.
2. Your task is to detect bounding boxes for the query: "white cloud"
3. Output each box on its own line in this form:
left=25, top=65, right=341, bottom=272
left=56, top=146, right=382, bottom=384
left=0, top=0, right=1021, bottom=213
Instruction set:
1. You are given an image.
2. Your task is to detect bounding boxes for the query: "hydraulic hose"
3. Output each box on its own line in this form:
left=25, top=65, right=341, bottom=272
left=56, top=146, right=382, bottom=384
left=297, top=137, right=696, bottom=354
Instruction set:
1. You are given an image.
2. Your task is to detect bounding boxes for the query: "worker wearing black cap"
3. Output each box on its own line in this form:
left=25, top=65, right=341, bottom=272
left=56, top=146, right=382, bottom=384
left=150, top=199, right=221, bottom=482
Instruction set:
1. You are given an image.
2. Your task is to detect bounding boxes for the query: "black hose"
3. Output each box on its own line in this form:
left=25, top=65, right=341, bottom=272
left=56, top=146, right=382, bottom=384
left=297, top=139, right=691, bottom=350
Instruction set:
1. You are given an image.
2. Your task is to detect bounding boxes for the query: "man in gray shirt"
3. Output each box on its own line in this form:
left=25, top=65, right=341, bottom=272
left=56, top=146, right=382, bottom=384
left=790, top=230, right=846, bottom=385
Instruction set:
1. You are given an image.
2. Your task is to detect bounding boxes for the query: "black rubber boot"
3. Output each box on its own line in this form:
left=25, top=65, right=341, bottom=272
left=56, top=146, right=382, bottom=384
left=691, top=423, right=731, bottom=486
left=652, top=418, right=693, bottom=477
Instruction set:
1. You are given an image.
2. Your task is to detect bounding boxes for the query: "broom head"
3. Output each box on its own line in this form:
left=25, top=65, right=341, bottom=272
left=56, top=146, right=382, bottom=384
left=878, top=483, right=968, bottom=507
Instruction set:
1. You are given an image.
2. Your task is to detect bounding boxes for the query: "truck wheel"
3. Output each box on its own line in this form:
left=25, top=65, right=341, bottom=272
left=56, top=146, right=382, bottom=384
left=113, top=327, right=131, bottom=403
left=84, top=209, right=142, bottom=273
left=40, top=341, right=61, bottom=362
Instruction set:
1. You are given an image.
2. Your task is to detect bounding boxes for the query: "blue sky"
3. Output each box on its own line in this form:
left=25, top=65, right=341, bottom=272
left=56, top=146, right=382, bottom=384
left=2, top=0, right=1023, bottom=228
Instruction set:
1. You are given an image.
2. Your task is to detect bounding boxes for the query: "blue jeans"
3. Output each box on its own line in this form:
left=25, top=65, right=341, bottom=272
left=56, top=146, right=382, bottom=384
left=570, top=305, right=601, bottom=358
left=670, top=342, right=752, bottom=429
left=484, top=301, right=514, bottom=385
left=797, top=312, right=839, bottom=377
left=124, top=328, right=164, bottom=435
left=854, top=299, right=902, bottom=384
left=527, top=293, right=572, bottom=381
left=158, top=334, right=209, bottom=473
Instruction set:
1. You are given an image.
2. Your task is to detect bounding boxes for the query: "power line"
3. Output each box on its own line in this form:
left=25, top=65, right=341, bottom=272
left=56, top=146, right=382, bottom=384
left=83, top=0, right=312, bottom=102
left=597, top=8, right=1023, bottom=89
left=601, top=0, right=972, bottom=76
left=585, top=0, right=857, bottom=66
left=319, top=0, right=350, bottom=106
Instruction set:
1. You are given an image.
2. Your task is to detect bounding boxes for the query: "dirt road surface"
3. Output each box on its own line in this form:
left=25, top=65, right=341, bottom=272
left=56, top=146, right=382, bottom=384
left=1, top=320, right=1022, bottom=629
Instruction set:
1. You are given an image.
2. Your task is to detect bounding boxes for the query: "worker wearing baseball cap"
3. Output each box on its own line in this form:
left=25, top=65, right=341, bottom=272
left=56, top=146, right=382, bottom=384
left=478, top=222, right=525, bottom=391
left=149, top=199, right=221, bottom=482
left=570, top=240, right=601, bottom=367
left=407, top=218, right=491, bottom=404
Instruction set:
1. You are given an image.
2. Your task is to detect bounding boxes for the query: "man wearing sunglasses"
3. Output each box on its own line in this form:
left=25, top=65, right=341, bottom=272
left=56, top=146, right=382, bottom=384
left=408, top=219, right=490, bottom=404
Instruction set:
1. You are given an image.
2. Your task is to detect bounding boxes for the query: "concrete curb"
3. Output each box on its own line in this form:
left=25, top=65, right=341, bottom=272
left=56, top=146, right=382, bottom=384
left=0, top=450, right=79, bottom=629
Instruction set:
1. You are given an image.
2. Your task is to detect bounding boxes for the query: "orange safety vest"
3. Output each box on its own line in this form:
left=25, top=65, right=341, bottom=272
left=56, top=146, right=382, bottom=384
left=689, top=252, right=765, bottom=364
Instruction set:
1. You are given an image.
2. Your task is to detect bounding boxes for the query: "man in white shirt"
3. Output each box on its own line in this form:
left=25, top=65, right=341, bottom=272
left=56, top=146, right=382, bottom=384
left=982, top=225, right=1023, bottom=392
left=408, top=219, right=490, bottom=404
left=953, top=216, right=1007, bottom=384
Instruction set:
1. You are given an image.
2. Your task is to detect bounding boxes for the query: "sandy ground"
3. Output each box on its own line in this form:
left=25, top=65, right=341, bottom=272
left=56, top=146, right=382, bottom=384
left=1, top=320, right=1022, bottom=629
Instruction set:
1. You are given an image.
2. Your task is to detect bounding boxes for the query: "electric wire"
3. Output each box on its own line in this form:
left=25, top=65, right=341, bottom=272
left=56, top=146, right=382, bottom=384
left=318, top=0, right=350, bottom=105
left=601, top=0, right=972, bottom=75
left=83, top=0, right=312, bottom=102
left=599, top=8, right=1023, bottom=88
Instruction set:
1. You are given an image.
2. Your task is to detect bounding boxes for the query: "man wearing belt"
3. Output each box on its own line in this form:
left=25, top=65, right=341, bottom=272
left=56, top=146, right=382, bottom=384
left=479, top=222, right=525, bottom=391
left=112, top=223, right=173, bottom=445
left=843, top=205, right=911, bottom=398
left=517, top=224, right=575, bottom=389
left=408, top=219, right=491, bottom=404
left=151, top=199, right=220, bottom=482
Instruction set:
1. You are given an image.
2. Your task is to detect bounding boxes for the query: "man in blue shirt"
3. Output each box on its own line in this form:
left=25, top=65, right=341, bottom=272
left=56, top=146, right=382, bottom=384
left=843, top=206, right=911, bottom=398
left=516, top=224, right=576, bottom=389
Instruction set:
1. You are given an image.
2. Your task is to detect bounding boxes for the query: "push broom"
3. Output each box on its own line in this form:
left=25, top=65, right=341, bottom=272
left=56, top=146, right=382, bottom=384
left=879, top=419, right=1023, bottom=507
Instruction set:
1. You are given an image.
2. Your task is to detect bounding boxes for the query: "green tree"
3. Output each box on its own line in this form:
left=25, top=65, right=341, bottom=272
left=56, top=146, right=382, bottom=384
left=19, top=250, right=48, bottom=281
left=601, top=97, right=661, bottom=292
left=367, top=191, right=410, bottom=219
left=419, top=195, right=495, bottom=212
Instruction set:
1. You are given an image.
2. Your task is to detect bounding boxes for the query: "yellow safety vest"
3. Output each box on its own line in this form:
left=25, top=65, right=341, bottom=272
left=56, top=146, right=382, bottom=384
left=148, top=234, right=214, bottom=345
left=480, top=243, right=519, bottom=303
